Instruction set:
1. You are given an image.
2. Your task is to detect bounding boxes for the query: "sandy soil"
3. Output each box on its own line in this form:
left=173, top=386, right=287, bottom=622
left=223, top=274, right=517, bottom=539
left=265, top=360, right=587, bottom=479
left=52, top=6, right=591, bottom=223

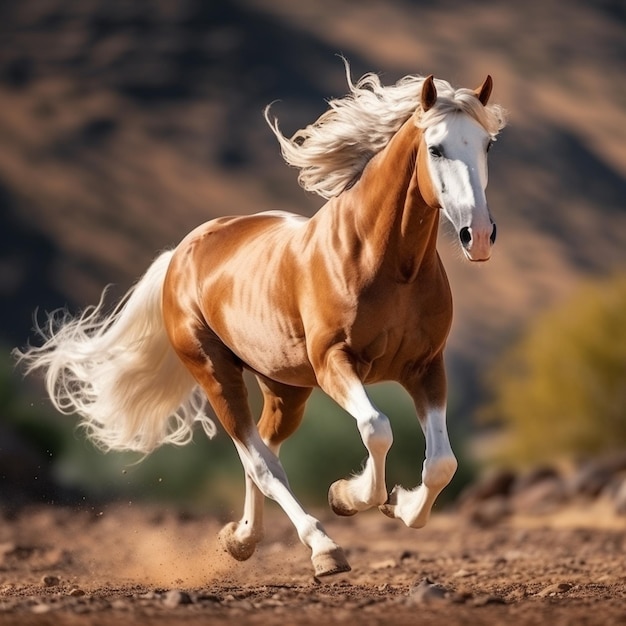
left=1, top=499, right=625, bottom=625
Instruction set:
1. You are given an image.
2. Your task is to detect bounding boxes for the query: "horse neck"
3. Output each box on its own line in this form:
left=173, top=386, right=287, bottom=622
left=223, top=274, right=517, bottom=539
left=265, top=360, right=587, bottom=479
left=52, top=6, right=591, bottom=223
left=338, top=117, right=440, bottom=282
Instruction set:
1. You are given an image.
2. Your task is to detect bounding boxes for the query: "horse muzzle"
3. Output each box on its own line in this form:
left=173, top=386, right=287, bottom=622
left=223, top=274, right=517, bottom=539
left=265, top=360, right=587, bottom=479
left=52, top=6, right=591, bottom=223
left=459, top=222, right=496, bottom=262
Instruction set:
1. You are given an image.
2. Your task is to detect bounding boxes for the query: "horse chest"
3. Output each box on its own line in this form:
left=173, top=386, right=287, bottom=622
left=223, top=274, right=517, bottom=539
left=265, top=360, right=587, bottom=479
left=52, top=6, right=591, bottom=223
left=348, top=281, right=452, bottom=383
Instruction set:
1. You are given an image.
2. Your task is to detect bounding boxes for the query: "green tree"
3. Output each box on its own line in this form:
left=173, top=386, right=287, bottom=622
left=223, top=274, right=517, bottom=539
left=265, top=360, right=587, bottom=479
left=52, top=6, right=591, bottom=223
left=481, top=273, right=626, bottom=465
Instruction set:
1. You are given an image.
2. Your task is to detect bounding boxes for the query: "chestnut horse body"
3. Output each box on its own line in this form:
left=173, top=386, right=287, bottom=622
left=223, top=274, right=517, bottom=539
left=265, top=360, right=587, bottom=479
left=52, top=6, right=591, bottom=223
left=16, top=67, right=506, bottom=577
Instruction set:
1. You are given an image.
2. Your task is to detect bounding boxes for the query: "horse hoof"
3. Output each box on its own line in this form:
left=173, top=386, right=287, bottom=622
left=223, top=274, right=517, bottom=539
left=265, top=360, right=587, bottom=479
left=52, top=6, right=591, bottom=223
left=378, top=485, right=399, bottom=519
left=328, top=480, right=358, bottom=517
left=378, top=503, right=396, bottom=519
left=218, top=522, right=257, bottom=562
left=312, top=547, right=351, bottom=578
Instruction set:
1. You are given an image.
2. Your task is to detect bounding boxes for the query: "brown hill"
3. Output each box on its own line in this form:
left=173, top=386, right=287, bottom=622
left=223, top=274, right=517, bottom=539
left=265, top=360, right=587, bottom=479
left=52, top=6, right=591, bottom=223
left=2, top=0, right=625, bottom=406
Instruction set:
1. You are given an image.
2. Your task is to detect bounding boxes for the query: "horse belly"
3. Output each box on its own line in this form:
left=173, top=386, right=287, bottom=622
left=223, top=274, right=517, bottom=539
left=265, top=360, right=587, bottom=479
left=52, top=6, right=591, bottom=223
left=220, top=314, right=315, bottom=386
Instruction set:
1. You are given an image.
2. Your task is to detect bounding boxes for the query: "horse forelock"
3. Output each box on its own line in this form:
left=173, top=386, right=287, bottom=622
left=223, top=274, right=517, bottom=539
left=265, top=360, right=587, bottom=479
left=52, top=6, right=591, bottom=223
left=266, top=63, right=507, bottom=199
left=419, top=86, right=507, bottom=138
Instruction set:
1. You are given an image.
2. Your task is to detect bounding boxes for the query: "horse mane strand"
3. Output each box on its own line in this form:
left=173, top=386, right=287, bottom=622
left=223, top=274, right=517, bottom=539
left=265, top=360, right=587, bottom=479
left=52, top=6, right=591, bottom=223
left=265, top=59, right=507, bottom=199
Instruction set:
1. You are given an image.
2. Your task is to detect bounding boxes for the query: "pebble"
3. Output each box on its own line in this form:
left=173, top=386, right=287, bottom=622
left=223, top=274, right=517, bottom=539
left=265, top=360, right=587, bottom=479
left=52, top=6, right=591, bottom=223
left=408, top=578, right=449, bottom=605
left=459, top=468, right=516, bottom=504
left=511, top=477, right=567, bottom=515
left=537, top=582, right=572, bottom=597
left=41, top=575, right=60, bottom=587
left=69, top=588, right=86, bottom=597
left=569, top=461, right=614, bottom=497
left=163, top=589, right=193, bottom=608
left=507, top=587, right=528, bottom=601
left=472, top=594, right=506, bottom=607
left=370, top=558, right=397, bottom=570
left=469, top=496, right=511, bottom=527
left=111, top=599, right=130, bottom=610
left=139, top=591, right=159, bottom=600
left=512, top=466, right=560, bottom=493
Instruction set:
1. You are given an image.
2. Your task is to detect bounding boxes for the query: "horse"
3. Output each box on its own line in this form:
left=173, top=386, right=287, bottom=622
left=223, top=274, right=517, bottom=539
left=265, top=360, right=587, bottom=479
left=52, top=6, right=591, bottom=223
left=15, top=63, right=507, bottom=578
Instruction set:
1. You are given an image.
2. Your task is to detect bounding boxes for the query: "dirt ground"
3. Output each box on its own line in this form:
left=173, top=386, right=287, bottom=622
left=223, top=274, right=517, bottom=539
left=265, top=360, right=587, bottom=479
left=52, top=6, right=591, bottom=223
left=1, top=497, right=625, bottom=626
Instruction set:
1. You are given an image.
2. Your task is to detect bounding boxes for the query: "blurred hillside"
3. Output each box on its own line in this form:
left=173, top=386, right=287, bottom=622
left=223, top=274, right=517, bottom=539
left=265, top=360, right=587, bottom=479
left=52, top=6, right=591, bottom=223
left=1, top=0, right=625, bottom=501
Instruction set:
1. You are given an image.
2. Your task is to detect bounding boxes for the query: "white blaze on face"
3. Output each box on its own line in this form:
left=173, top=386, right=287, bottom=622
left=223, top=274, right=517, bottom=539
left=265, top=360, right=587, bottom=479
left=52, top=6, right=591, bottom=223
left=424, top=114, right=494, bottom=261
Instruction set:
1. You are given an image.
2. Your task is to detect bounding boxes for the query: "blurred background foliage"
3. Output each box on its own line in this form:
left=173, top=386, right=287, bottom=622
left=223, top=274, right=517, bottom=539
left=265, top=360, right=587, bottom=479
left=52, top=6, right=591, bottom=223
left=480, top=272, right=626, bottom=466
left=5, top=364, right=474, bottom=508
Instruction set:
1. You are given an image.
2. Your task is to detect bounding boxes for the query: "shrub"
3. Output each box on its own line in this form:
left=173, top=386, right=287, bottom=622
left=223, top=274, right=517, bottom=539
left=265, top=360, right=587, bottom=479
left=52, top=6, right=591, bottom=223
left=480, top=273, right=626, bottom=465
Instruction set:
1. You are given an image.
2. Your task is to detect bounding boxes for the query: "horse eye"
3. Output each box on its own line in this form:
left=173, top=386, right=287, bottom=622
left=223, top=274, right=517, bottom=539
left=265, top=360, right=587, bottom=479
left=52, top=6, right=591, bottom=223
left=428, top=145, right=443, bottom=158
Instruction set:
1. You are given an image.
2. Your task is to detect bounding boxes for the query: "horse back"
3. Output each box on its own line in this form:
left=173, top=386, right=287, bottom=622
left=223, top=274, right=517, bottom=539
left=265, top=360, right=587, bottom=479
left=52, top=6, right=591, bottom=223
left=165, top=211, right=319, bottom=386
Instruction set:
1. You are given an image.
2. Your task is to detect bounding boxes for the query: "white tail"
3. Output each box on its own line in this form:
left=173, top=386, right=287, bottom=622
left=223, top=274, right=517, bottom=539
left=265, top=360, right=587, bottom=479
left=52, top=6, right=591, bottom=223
left=13, top=250, right=216, bottom=454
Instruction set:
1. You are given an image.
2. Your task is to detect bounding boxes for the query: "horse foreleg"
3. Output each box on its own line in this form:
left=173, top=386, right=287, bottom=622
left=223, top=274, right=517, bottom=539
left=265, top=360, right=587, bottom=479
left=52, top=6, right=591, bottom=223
left=379, top=405, right=457, bottom=527
left=314, top=345, right=393, bottom=516
left=380, top=354, right=457, bottom=528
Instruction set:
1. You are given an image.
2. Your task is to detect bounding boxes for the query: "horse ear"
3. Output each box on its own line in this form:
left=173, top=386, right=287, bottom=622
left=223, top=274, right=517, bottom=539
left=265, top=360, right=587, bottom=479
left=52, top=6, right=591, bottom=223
left=474, top=75, right=493, bottom=106
left=421, top=75, right=437, bottom=112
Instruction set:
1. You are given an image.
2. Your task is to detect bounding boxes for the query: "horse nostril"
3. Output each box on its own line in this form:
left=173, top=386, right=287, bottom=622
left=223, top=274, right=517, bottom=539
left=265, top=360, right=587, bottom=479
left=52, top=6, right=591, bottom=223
left=490, top=223, right=497, bottom=245
left=459, top=227, right=472, bottom=248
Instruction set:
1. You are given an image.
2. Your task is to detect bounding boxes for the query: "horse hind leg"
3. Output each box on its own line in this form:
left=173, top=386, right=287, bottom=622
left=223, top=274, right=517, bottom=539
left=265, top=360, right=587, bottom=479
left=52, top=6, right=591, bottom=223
left=229, top=430, right=350, bottom=577
left=173, top=333, right=349, bottom=577
left=218, top=472, right=264, bottom=561
left=252, top=379, right=352, bottom=577
left=219, top=377, right=312, bottom=563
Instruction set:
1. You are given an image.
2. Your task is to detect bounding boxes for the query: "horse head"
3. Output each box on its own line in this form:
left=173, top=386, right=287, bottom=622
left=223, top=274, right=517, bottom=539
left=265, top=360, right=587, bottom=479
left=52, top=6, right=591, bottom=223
left=416, top=75, right=498, bottom=262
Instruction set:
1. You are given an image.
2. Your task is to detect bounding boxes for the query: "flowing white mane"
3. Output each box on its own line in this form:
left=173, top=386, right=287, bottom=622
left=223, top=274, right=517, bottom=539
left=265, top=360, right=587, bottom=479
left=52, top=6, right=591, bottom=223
left=265, top=61, right=507, bottom=199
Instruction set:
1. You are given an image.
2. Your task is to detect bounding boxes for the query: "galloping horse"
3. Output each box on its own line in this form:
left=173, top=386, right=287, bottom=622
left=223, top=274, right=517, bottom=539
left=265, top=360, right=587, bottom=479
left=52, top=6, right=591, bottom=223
left=16, top=65, right=506, bottom=577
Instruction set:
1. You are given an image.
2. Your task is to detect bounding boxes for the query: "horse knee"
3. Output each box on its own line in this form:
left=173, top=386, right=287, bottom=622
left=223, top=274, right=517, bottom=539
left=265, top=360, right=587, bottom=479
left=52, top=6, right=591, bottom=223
left=423, top=455, right=457, bottom=489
